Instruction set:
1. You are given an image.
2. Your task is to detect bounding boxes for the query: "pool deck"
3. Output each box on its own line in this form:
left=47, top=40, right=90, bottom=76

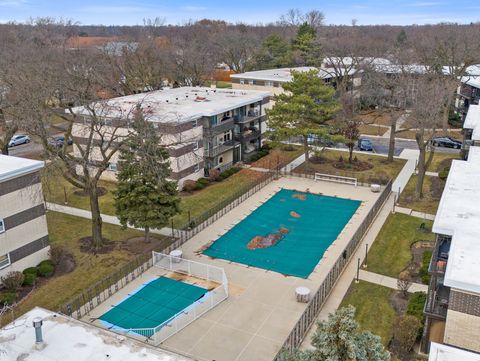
left=82, top=176, right=381, bottom=361
left=162, top=176, right=380, bottom=361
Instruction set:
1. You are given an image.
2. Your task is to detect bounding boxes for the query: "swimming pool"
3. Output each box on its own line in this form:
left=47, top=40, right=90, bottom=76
left=203, top=188, right=361, bottom=278
left=99, top=277, right=208, bottom=336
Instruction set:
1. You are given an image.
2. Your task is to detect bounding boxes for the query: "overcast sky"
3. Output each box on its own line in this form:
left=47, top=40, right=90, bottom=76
left=0, top=0, right=479, bottom=26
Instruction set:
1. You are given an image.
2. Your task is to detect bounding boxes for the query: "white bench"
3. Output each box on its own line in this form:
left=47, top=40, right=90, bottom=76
left=314, top=173, right=358, bottom=187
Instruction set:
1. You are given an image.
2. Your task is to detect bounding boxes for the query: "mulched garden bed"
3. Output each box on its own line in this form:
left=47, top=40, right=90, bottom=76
left=120, top=236, right=173, bottom=255
left=310, top=155, right=374, bottom=171
left=79, top=236, right=116, bottom=254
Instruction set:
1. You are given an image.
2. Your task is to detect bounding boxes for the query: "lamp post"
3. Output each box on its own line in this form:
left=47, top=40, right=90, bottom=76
left=355, top=258, right=360, bottom=283
left=363, top=243, right=368, bottom=268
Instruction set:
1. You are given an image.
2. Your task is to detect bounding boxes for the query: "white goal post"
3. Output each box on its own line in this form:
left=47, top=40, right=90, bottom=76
left=314, top=173, right=357, bottom=187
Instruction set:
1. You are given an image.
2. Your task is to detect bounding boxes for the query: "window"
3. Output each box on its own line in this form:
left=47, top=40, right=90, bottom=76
left=194, top=163, right=200, bottom=172
left=191, top=119, right=198, bottom=128
left=193, top=140, right=200, bottom=150
left=108, top=163, right=118, bottom=172
left=0, top=219, right=4, bottom=234
left=223, top=131, right=231, bottom=142
left=265, top=81, right=273, bottom=87
left=0, top=254, right=10, bottom=270
left=219, top=156, right=223, bottom=164
left=240, top=79, right=245, bottom=85
left=248, top=79, right=254, bottom=86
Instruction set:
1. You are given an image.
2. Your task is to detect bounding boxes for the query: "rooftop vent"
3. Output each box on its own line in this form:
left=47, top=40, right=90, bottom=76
left=33, top=317, right=43, bottom=344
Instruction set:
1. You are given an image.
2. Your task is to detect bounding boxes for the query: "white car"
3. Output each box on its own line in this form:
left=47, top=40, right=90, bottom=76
left=8, top=134, right=31, bottom=147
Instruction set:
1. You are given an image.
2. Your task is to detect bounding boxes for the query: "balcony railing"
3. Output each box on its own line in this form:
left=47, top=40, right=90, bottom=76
left=235, top=113, right=264, bottom=124
left=236, top=129, right=261, bottom=142
left=204, top=118, right=234, bottom=135
left=205, top=140, right=235, bottom=158
left=425, top=280, right=450, bottom=319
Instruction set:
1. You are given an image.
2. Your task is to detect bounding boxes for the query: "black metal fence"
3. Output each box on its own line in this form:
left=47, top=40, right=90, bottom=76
left=273, top=179, right=393, bottom=358
left=60, top=171, right=276, bottom=319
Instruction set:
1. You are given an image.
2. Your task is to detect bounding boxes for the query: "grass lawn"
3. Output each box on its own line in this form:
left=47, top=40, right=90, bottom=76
left=398, top=175, right=445, bottom=214
left=340, top=280, right=396, bottom=345
left=11, top=211, right=153, bottom=323
left=42, top=169, right=118, bottom=215
left=367, top=213, right=435, bottom=278
left=359, top=124, right=388, bottom=136
left=357, top=110, right=396, bottom=127
left=172, top=169, right=266, bottom=227
left=294, top=149, right=406, bottom=184
left=427, top=152, right=461, bottom=172
left=250, top=146, right=303, bottom=169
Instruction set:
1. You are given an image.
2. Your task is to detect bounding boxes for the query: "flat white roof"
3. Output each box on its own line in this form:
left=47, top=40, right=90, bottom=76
left=433, top=146, right=480, bottom=294
left=72, top=87, right=271, bottom=124
left=463, top=104, right=480, bottom=140
left=1, top=307, right=191, bottom=361
left=462, top=75, right=480, bottom=89
left=0, top=155, right=44, bottom=183
left=429, top=342, right=480, bottom=361
left=230, top=67, right=356, bottom=82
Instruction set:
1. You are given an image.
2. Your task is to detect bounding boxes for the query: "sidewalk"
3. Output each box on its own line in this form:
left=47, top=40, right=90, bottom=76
left=359, top=269, right=428, bottom=293
left=300, top=193, right=395, bottom=349
left=395, top=206, right=436, bottom=221
left=392, top=148, right=419, bottom=195
left=46, top=202, right=174, bottom=236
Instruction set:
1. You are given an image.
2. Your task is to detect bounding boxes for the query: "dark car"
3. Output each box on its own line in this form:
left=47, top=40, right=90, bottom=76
left=358, top=138, right=374, bottom=151
left=431, top=136, right=462, bottom=149
left=48, top=135, right=73, bottom=148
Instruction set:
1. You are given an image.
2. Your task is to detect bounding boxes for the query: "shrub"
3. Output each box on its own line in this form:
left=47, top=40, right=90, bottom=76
left=393, top=315, right=421, bottom=354
left=38, top=263, right=55, bottom=277
left=208, top=169, right=221, bottom=181
left=183, top=180, right=197, bottom=193
left=281, top=144, right=295, bottom=151
left=38, top=260, right=55, bottom=268
left=197, top=177, right=210, bottom=186
left=49, top=245, right=67, bottom=266
left=406, top=292, right=427, bottom=323
left=338, top=155, right=344, bottom=163
left=23, top=273, right=37, bottom=287
left=419, top=250, right=432, bottom=285
left=23, top=267, right=38, bottom=276
left=0, top=292, right=16, bottom=306
left=194, top=181, right=207, bottom=190
left=1, top=271, right=25, bottom=291
left=439, top=167, right=450, bottom=180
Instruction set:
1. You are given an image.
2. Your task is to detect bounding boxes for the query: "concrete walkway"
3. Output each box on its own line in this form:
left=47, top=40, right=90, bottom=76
left=395, top=206, right=436, bottom=221
left=359, top=269, right=428, bottom=293
left=392, top=148, right=419, bottom=195
left=300, top=193, right=396, bottom=349
left=46, top=202, right=174, bottom=236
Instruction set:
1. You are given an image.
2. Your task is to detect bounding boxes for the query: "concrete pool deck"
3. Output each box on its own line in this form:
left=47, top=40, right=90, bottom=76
left=81, top=176, right=381, bottom=361
left=164, top=176, right=379, bottom=360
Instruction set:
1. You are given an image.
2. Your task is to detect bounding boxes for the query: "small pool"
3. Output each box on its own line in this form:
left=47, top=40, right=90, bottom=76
left=203, top=188, right=361, bottom=278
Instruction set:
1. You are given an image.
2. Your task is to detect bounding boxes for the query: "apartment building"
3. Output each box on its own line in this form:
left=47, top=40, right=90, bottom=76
left=429, top=342, right=480, bottom=361
left=456, top=76, right=480, bottom=121
left=423, top=143, right=480, bottom=353
left=0, top=155, right=49, bottom=277
left=231, top=67, right=360, bottom=97
left=71, top=87, right=271, bottom=187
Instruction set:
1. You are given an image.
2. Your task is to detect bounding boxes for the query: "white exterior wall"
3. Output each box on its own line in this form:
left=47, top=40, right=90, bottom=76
left=0, top=184, right=44, bottom=218
left=0, top=247, right=50, bottom=278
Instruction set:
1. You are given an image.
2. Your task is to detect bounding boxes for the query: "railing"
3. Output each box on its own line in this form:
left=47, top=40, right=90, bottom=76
left=424, top=279, right=450, bottom=319
left=121, top=252, right=228, bottom=345
left=236, top=129, right=261, bottom=142
left=273, top=179, right=392, bottom=358
left=314, top=173, right=357, bottom=187
left=236, top=113, right=264, bottom=124
left=204, top=118, right=234, bottom=135
left=206, top=140, right=236, bottom=158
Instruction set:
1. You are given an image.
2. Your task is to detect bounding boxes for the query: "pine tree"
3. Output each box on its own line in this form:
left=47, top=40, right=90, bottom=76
left=292, top=22, right=322, bottom=66
left=114, top=107, right=180, bottom=242
left=280, top=306, right=391, bottom=361
left=267, top=69, right=341, bottom=168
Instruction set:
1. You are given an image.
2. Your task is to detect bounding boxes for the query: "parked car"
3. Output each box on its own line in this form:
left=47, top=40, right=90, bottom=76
left=431, top=136, right=462, bottom=149
left=358, top=138, right=374, bottom=151
left=8, top=134, right=30, bottom=147
left=307, top=134, right=335, bottom=147
left=48, top=135, right=73, bottom=148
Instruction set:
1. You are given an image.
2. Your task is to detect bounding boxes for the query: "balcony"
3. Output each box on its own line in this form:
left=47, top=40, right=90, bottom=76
left=425, top=281, right=450, bottom=319
left=204, top=117, right=234, bottom=136
left=429, top=238, right=451, bottom=275
left=236, top=128, right=261, bottom=142
left=205, top=140, right=235, bottom=158
left=235, top=112, right=264, bottom=124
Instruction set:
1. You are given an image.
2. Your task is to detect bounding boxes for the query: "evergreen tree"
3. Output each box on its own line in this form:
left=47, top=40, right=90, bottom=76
left=254, top=33, right=293, bottom=69
left=292, top=22, right=322, bottom=66
left=267, top=69, right=340, bottom=168
left=114, top=107, right=180, bottom=242
left=280, top=306, right=391, bottom=361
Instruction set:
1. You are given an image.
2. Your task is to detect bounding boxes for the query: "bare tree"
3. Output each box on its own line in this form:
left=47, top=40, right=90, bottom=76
left=397, top=271, right=412, bottom=298
left=278, top=9, right=324, bottom=30
left=410, top=75, right=449, bottom=199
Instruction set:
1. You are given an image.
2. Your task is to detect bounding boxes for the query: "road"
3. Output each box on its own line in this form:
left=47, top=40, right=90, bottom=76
left=7, top=141, right=44, bottom=158
left=362, top=136, right=461, bottom=156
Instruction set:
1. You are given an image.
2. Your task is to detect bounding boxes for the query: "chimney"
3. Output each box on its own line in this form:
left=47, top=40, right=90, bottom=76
left=33, top=317, right=43, bottom=344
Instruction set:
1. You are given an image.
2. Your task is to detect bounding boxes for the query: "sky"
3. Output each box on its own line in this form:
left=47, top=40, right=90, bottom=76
left=0, top=0, right=479, bottom=26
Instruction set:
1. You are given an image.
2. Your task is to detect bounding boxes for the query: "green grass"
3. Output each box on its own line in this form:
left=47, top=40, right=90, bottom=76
left=294, top=149, right=406, bottom=184
left=367, top=213, right=435, bottom=278
left=250, top=145, right=303, bottom=169
left=172, top=169, right=266, bottom=227
left=340, top=280, right=396, bottom=345
left=398, top=175, right=444, bottom=214
left=11, top=212, right=148, bottom=322
left=427, top=152, right=461, bottom=172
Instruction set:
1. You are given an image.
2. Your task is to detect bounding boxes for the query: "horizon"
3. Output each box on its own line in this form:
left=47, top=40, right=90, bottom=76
left=0, top=0, right=479, bottom=26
